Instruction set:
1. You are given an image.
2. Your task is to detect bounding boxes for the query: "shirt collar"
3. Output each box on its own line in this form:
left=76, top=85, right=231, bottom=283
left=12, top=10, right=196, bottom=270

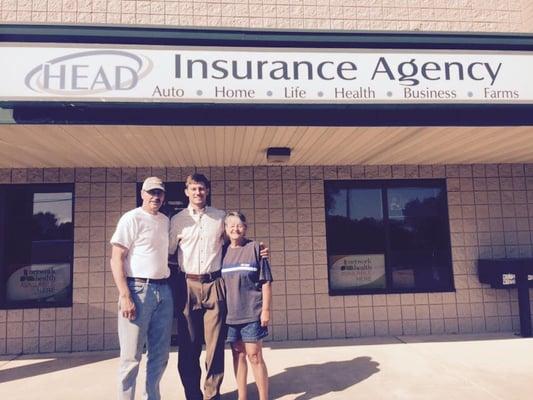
left=188, top=204, right=209, bottom=216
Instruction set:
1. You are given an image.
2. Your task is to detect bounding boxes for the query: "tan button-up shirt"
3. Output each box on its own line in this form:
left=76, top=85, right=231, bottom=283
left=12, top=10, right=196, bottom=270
left=169, top=205, right=226, bottom=274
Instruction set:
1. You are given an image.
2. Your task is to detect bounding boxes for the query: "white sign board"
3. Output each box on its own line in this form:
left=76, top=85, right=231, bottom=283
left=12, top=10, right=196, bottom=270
left=0, top=43, right=532, bottom=104
left=329, top=254, right=386, bottom=290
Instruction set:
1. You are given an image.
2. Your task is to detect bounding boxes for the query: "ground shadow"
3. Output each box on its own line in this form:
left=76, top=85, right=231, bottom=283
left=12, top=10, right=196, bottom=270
left=221, top=356, right=379, bottom=400
left=0, top=352, right=116, bottom=384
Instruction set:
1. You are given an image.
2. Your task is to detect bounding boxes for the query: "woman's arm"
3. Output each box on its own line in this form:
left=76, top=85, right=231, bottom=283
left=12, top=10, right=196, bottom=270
left=260, top=281, right=272, bottom=327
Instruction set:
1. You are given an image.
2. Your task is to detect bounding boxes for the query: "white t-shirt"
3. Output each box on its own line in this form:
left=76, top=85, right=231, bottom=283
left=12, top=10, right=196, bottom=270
left=110, top=207, right=170, bottom=279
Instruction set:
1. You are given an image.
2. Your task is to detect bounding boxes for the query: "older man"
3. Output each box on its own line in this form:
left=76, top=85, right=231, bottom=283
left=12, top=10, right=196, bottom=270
left=110, top=176, right=174, bottom=400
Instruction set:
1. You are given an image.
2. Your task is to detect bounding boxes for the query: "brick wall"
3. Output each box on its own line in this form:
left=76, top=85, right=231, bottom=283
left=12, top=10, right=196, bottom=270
left=522, top=0, right=533, bottom=32
left=1, top=163, right=533, bottom=354
left=0, top=0, right=530, bottom=33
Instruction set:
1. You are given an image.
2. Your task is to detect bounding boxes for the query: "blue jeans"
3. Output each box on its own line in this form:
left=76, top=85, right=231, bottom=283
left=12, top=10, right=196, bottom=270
left=118, top=280, right=174, bottom=400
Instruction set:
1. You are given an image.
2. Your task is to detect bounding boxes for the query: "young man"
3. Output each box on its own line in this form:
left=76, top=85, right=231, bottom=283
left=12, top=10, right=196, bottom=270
left=110, top=177, right=174, bottom=400
left=169, top=173, right=227, bottom=400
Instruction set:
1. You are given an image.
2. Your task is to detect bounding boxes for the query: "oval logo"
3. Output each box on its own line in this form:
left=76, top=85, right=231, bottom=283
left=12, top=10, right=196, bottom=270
left=329, top=254, right=386, bottom=290
left=6, top=263, right=71, bottom=302
left=24, top=49, right=153, bottom=95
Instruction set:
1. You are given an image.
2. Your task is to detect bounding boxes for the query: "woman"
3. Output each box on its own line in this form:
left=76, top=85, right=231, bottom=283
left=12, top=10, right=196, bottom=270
left=221, top=211, right=273, bottom=400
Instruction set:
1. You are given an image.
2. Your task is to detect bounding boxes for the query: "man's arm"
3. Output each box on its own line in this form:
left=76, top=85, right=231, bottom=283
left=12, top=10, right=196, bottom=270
left=260, top=282, right=272, bottom=327
left=110, top=244, right=136, bottom=320
left=259, top=242, right=269, bottom=259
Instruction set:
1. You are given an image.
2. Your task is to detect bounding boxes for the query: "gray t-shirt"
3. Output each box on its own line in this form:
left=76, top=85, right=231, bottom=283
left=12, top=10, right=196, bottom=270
left=221, top=239, right=273, bottom=325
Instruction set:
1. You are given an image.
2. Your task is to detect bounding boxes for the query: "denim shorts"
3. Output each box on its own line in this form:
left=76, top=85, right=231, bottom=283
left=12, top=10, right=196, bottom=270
left=226, top=321, right=269, bottom=343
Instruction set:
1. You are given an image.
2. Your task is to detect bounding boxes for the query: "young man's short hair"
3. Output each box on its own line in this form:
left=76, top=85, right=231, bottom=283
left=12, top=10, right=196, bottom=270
left=185, top=173, right=210, bottom=189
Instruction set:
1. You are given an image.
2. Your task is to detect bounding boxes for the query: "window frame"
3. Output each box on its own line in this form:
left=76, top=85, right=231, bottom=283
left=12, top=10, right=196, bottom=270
left=324, top=178, right=454, bottom=296
left=0, top=183, right=75, bottom=309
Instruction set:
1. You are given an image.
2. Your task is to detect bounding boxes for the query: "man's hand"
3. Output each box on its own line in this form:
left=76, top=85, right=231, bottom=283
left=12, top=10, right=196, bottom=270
left=259, top=242, right=269, bottom=259
left=111, top=244, right=136, bottom=320
left=260, top=309, right=270, bottom=327
left=119, top=294, right=136, bottom=320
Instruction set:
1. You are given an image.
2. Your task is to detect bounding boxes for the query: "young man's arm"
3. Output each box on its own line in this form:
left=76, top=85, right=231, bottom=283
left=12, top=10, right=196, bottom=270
left=110, top=244, right=136, bottom=320
left=259, top=242, right=269, bottom=259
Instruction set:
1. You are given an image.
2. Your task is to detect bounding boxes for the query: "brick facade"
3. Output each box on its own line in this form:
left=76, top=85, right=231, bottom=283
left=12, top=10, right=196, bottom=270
left=0, top=0, right=531, bottom=33
left=1, top=163, right=532, bottom=354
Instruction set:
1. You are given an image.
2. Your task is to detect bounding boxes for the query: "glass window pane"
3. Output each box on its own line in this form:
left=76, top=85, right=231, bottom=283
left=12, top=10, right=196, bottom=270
left=5, top=188, right=32, bottom=267
left=348, top=188, right=383, bottom=253
left=390, top=249, right=451, bottom=290
left=389, top=216, right=449, bottom=251
left=325, top=180, right=453, bottom=294
left=326, top=187, right=384, bottom=254
left=2, top=187, right=74, bottom=307
left=326, top=185, right=386, bottom=292
left=325, top=187, right=347, bottom=217
left=349, top=189, right=383, bottom=221
left=32, top=192, right=73, bottom=241
left=387, top=187, right=444, bottom=219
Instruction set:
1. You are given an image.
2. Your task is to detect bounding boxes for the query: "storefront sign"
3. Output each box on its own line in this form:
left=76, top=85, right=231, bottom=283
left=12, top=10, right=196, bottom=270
left=1, top=43, right=532, bottom=103
left=6, top=263, right=71, bottom=302
left=329, top=254, right=386, bottom=290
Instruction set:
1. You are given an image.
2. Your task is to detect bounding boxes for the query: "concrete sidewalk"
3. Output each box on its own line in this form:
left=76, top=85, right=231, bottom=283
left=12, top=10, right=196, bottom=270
left=1, top=333, right=532, bottom=400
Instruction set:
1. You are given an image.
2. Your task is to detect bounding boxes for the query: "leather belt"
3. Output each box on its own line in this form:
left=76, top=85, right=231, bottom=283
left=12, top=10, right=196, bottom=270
left=127, top=277, right=168, bottom=284
left=185, top=270, right=221, bottom=283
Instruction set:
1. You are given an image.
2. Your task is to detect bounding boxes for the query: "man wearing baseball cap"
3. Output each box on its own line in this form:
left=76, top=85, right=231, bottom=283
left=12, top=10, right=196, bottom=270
left=110, top=176, right=173, bottom=400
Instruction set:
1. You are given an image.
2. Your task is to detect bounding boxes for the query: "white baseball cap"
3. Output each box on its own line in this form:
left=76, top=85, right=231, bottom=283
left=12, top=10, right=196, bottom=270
left=141, top=176, right=165, bottom=192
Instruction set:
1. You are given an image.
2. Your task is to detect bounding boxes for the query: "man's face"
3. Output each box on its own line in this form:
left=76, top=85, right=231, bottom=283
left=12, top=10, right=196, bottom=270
left=185, top=181, right=209, bottom=208
left=141, top=189, right=165, bottom=213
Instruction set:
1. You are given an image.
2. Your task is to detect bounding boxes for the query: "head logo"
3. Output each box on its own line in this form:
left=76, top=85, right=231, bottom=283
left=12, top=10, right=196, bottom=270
left=25, top=50, right=153, bottom=95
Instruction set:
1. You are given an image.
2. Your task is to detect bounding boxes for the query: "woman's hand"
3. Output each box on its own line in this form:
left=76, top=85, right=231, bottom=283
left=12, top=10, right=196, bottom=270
left=260, top=309, right=270, bottom=327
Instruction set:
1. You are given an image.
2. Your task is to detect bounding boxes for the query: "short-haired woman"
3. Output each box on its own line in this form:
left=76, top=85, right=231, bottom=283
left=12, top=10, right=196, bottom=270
left=222, top=211, right=273, bottom=400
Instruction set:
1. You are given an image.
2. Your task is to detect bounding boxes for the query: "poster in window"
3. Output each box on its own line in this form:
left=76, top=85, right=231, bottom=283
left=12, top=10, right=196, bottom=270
left=329, top=254, right=386, bottom=290
left=388, top=195, right=403, bottom=218
left=6, top=263, right=71, bottom=303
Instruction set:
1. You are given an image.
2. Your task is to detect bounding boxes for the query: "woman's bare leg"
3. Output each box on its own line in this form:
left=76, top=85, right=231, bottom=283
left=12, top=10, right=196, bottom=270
left=231, top=341, right=248, bottom=400
left=244, top=341, right=269, bottom=400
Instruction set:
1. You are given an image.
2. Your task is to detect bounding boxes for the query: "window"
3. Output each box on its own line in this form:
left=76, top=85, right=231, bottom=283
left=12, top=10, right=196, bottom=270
left=325, top=179, right=453, bottom=295
left=0, top=184, right=74, bottom=308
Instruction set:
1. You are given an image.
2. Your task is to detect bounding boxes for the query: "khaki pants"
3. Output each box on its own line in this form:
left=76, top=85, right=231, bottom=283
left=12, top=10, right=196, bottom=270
left=177, top=276, right=227, bottom=400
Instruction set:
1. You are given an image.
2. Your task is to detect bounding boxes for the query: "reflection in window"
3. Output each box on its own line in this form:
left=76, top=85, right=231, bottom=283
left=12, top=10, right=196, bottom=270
left=326, top=186, right=385, bottom=291
left=325, top=180, right=453, bottom=295
left=387, top=188, right=442, bottom=219
left=32, top=192, right=73, bottom=241
left=326, top=186, right=384, bottom=256
left=1, top=185, right=74, bottom=309
left=349, top=189, right=383, bottom=221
